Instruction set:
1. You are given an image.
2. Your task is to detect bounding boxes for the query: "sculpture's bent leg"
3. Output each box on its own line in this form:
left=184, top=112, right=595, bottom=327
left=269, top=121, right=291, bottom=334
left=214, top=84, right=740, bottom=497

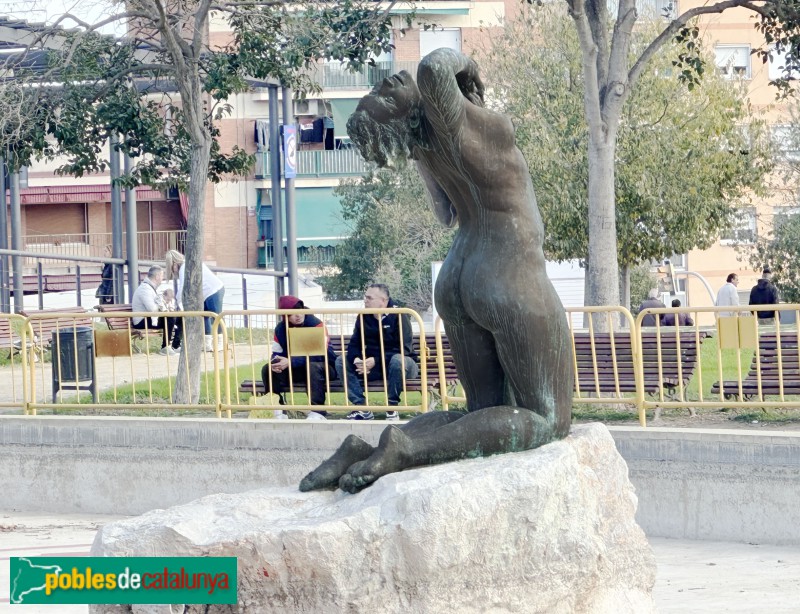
left=339, top=405, right=555, bottom=493
left=490, top=308, right=572, bottom=438
left=444, top=319, right=506, bottom=411
left=300, top=411, right=465, bottom=492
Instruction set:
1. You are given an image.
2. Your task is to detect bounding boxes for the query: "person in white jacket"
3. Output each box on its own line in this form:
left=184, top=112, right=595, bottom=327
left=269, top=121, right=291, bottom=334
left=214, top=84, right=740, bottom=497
left=165, top=250, right=225, bottom=351
left=716, top=273, right=740, bottom=317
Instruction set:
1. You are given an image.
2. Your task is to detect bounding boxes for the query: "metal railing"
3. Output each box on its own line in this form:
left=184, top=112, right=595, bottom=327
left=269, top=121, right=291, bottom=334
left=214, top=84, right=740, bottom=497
left=222, top=307, right=428, bottom=415
left=23, top=230, right=186, bottom=263
left=255, top=148, right=370, bottom=179
left=636, top=303, right=800, bottom=414
left=25, top=310, right=227, bottom=417
left=7, top=305, right=800, bottom=422
left=305, top=60, right=420, bottom=90
left=436, top=307, right=647, bottom=426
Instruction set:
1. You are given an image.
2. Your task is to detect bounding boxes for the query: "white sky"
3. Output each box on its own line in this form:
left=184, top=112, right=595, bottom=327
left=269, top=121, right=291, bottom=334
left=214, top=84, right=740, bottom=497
left=0, top=0, right=122, bottom=34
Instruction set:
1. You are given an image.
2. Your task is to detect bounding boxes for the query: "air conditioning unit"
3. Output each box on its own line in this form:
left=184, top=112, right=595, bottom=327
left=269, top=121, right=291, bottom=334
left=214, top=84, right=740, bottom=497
left=294, top=99, right=324, bottom=116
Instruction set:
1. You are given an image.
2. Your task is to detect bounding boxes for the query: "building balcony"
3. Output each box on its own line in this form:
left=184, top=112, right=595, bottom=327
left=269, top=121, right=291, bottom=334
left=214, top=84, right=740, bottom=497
left=22, top=230, right=187, bottom=265
left=255, top=148, right=371, bottom=179
left=307, top=60, right=419, bottom=90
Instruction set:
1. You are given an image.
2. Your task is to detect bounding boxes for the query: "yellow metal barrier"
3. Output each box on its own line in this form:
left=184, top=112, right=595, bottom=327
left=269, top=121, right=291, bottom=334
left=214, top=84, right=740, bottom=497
left=13, top=301, right=800, bottom=422
left=637, top=303, right=800, bottom=411
left=25, top=310, right=226, bottom=416
left=221, top=307, right=429, bottom=416
left=0, top=313, right=33, bottom=413
left=566, top=307, right=644, bottom=426
left=435, top=307, right=646, bottom=426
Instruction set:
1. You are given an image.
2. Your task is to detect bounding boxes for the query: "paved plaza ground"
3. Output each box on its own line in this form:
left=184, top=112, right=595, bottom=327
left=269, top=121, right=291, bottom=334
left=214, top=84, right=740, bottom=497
left=2, top=512, right=799, bottom=612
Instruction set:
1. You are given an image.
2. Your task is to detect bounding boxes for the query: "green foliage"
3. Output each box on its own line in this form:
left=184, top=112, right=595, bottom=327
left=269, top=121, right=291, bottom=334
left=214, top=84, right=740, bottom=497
left=630, top=265, right=660, bottom=314
left=0, top=1, right=398, bottom=186
left=320, top=164, right=455, bottom=311
left=232, top=0, right=398, bottom=94
left=480, top=6, right=773, bottom=268
left=749, top=212, right=800, bottom=303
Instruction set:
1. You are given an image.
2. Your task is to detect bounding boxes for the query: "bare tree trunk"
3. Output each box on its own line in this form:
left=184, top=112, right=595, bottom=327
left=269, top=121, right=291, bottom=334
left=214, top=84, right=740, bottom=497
left=586, top=135, right=621, bottom=330
left=173, top=134, right=212, bottom=404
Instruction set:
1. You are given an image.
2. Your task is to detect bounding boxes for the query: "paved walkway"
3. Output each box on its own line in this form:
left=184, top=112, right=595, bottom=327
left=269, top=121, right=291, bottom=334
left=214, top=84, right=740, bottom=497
left=2, top=512, right=799, bottom=612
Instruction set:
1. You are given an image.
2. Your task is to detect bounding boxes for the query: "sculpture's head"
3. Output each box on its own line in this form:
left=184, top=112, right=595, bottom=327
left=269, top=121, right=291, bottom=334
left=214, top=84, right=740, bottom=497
left=347, top=71, right=422, bottom=168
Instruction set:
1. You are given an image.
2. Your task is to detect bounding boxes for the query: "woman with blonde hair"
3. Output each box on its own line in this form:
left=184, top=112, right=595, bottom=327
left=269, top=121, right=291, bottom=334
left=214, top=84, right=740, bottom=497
left=165, top=249, right=225, bottom=351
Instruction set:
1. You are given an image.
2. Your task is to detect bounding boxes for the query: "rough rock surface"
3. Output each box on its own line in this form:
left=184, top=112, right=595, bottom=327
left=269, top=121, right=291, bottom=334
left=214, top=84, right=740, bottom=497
left=90, top=423, right=656, bottom=614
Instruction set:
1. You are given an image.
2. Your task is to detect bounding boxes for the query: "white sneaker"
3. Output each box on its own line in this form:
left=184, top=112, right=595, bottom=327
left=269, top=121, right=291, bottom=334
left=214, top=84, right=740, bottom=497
left=385, top=411, right=400, bottom=421
left=273, top=410, right=289, bottom=420
left=306, top=411, right=327, bottom=421
left=158, top=346, right=178, bottom=356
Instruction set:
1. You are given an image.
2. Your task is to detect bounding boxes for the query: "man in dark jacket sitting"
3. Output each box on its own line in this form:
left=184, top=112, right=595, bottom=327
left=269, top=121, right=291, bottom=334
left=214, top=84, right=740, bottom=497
left=638, top=289, right=666, bottom=327
left=336, top=283, right=418, bottom=421
left=749, top=267, right=780, bottom=325
left=662, top=299, right=694, bottom=326
left=262, top=295, right=337, bottom=419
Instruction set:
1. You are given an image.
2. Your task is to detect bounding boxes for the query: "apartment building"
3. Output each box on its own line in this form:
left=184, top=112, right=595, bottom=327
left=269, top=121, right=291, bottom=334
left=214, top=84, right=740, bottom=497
left=5, top=2, right=508, bottom=270
left=12, top=0, right=789, bottom=308
left=681, top=2, right=794, bottom=309
left=210, top=0, right=514, bottom=270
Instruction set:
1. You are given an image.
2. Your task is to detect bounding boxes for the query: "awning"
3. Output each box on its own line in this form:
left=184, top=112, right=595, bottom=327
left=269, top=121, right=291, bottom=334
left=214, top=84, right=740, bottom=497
left=295, top=238, right=343, bottom=249
left=17, top=184, right=167, bottom=205
left=294, top=187, right=349, bottom=241
left=329, top=98, right=360, bottom=138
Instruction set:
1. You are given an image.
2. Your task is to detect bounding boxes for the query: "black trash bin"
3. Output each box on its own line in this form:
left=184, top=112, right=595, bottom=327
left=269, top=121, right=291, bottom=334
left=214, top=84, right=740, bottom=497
left=52, top=327, right=97, bottom=402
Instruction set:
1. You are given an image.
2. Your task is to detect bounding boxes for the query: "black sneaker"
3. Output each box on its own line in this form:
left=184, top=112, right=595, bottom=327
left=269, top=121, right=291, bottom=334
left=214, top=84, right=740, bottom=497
left=346, top=410, right=374, bottom=420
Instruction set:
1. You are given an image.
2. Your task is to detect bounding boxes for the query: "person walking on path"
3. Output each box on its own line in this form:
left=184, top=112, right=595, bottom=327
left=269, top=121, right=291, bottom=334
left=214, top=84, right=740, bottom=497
left=749, top=267, right=779, bottom=324
left=716, top=273, right=740, bottom=317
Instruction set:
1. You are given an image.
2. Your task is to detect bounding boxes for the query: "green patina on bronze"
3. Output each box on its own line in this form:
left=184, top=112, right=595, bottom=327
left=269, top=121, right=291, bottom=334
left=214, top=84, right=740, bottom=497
left=300, top=49, right=573, bottom=494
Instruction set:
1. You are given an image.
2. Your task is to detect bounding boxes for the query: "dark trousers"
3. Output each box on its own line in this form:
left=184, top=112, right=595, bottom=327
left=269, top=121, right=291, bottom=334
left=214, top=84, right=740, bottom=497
left=132, top=316, right=182, bottom=349
left=261, top=361, right=334, bottom=406
left=204, top=288, right=225, bottom=334
left=335, top=354, right=419, bottom=406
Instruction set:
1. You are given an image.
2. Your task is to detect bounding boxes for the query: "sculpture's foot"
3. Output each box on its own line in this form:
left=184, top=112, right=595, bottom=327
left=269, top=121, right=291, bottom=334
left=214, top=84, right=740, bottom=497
left=339, top=426, right=414, bottom=494
left=299, top=435, right=374, bottom=492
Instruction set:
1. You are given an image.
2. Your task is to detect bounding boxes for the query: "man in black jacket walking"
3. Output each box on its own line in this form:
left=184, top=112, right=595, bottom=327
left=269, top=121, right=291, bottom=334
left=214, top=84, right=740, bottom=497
left=336, top=284, right=418, bottom=421
left=749, top=267, right=780, bottom=324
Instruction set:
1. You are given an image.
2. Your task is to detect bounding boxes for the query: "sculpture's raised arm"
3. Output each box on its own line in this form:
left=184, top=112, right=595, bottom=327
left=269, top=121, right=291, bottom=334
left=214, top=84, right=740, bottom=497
left=417, top=48, right=485, bottom=136
left=416, top=161, right=457, bottom=228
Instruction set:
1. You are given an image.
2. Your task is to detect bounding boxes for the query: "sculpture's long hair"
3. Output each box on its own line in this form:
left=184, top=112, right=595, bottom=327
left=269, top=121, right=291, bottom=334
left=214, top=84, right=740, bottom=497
left=347, top=105, right=423, bottom=169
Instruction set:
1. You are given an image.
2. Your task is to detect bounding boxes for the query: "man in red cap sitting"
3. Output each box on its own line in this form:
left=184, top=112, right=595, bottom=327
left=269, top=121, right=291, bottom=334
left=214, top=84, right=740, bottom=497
left=262, top=295, right=337, bottom=419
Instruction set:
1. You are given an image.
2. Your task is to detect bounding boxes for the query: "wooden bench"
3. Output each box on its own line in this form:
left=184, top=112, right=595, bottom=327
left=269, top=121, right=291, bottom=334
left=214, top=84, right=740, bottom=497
left=712, top=332, right=800, bottom=398
left=238, top=333, right=459, bottom=409
left=20, top=307, right=93, bottom=356
left=573, top=330, right=711, bottom=398
left=95, top=303, right=163, bottom=353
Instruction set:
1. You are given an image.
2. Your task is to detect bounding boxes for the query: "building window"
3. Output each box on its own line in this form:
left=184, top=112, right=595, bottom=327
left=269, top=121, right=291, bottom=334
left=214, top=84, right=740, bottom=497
left=771, top=125, right=800, bottom=161
left=420, top=28, right=461, bottom=57
left=772, top=206, right=800, bottom=234
left=768, top=46, right=800, bottom=81
left=720, top=208, right=756, bottom=244
left=714, top=45, right=751, bottom=79
left=607, top=0, right=676, bottom=18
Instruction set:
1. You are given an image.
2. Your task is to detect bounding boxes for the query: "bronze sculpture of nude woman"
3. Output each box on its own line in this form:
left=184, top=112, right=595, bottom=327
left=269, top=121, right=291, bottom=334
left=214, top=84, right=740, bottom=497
left=300, top=48, right=573, bottom=494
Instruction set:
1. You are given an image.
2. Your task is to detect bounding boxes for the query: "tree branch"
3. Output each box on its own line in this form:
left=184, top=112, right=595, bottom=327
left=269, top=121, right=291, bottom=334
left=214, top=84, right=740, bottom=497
left=628, top=0, right=758, bottom=91
left=567, top=0, right=605, bottom=140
